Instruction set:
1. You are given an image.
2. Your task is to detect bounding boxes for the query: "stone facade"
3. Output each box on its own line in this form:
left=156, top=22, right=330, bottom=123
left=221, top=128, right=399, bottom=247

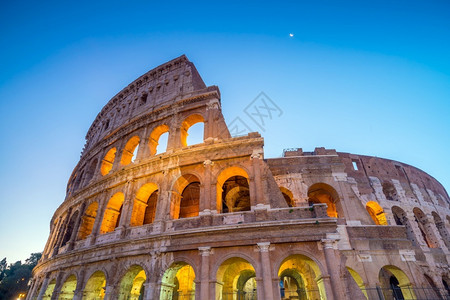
left=28, top=56, right=450, bottom=300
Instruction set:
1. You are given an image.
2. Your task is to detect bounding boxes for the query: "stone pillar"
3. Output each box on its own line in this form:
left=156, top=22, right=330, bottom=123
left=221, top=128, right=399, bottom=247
left=135, top=126, right=150, bottom=162
left=321, top=238, right=343, bottom=300
left=251, top=153, right=264, bottom=206
left=257, top=242, right=274, bottom=299
left=205, top=99, right=220, bottom=139
left=50, top=272, right=65, bottom=300
left=201, top=160, right=214, bottom=213
left=36, top=276, right=49, bottom=300
left=199, top=247, right=212, bottom=300
left=72, top=269, right=85, bottom=300
left=118, top=179, right=136, bottom=228
left=88, top=192, right=109, bottom=244
left=104, top=283, right=118, bottom=300
left=68, top=203, right=86, bottom=251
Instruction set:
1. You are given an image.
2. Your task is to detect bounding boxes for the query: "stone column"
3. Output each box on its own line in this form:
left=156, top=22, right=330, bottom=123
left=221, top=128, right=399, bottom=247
left=36, top=276, right=49, bottom=300
left=50, top=272, right=65, bottom=300
left=321, top=238, right=343, bottom=300
left=72, top=269, right=85, bottom=300
left=118, top=179, right=136, bottom=228
left=68, top=203, right=86, bottom=251
left=251, top=153, right=264, bottom=206
left=257, top=242, right=274, bottom=299
left=205, top=99, right=220, bottom=139
left=104, top=283, right=119, bottom=300
left=88, top=192, right=109, bottom=244
left=199, top=247, right=212, bottom=300
left=201, top=160, right=213, bottom=213
left=136, top=126, right=150, bottom=162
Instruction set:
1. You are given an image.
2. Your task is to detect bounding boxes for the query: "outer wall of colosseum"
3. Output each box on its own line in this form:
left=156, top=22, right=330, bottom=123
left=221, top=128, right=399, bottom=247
left=27, top=55, right=450, bottom=300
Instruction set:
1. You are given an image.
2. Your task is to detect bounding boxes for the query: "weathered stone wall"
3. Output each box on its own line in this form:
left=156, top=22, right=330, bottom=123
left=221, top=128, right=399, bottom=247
left=28, top=57, right=450, bottom=300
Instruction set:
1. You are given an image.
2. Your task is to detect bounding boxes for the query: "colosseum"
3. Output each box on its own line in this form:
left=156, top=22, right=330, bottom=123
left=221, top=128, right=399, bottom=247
left=27, top=55, right=450, bottom=300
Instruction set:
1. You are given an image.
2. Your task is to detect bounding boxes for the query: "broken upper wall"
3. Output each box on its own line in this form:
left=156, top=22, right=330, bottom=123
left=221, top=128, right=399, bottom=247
left=83, top=55, right=215, bottom=154
left=339, top=152, right=450, bottom=208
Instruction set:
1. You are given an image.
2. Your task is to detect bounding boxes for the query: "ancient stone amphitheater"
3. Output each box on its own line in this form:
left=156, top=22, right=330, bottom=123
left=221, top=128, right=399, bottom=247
left=28, top=56, right=450, bottom=300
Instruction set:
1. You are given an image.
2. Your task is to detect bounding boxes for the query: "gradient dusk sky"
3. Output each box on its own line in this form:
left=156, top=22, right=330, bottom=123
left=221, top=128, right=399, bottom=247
left=0, top=0, right=449, bottom=263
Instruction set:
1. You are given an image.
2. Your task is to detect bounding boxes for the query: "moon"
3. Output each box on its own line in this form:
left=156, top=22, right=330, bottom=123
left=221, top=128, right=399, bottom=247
left=289, top=33, right=294, bottom=37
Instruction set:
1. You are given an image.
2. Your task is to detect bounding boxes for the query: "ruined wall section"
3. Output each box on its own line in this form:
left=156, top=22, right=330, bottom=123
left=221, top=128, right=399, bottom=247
left=339, top=152, right=450, bottom=209
left=83, top=55, right=210, bottom=155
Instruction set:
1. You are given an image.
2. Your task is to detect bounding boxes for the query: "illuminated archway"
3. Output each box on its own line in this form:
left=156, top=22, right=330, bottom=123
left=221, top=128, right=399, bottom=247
left=366, top=201, right=388, bottom=225
left=216, top=257, right=257, bottom=299
left=82, top=271, right=106, bottom=300
left=171, top=174, right=201, bottom=219
left=100, top=192, right=124, bottom=234
left=280, top=187, right=295, bottom=207
left=101, top=148, right=116, bottom=176
left=278, top=254, right=327, bottom=300
left=78, top=202, right=98, bottom=240
left=379, top=265, right=416, bottom=300
left=346, top=267, right=368, bottom=299
left=180, top=114, right=204, bottom=147
left=58, top=274, right=77, bottom=299
left=42, top=279, right=56, bottom=300
left=160, top=262, right=196, bottom=300
left=118, top=265, right=147, bottom=300
left=130, top=183, right=159, bottom=226
left=121, top=136, right=140, bottom=165
left=149, top=124, right=169, bottom=155
left=307, top=183, right=340, bottom=218
left=413, top=207, right=439, bottom=248
left=216, top=167, right=250, bottom=213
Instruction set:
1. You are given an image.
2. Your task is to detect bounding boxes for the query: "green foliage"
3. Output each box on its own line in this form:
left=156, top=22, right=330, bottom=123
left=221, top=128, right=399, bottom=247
left=0, top=252, right=42, bottom=300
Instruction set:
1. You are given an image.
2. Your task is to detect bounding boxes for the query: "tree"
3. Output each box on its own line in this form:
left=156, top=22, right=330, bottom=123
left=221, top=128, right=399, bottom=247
left=0, top=252, right=42, bottom=300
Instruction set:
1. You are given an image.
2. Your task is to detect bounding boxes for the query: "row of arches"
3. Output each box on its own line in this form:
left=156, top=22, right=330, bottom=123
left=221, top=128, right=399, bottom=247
left=347, top=265, right=450, bottom=300
left=35, top=254, right=328, bottom=300
left=48, top=167, right=261, bottom=255
left=70, top=114, right=206, bottom=193
left=364, top=202, right=450, bottom=249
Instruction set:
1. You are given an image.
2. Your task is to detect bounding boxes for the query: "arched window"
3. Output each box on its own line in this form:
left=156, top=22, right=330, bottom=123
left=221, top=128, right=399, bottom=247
left=217, top=257, right=256, bottom=299
left=180, top=114, right=204, bottom=147
left=118, top=265, right=147, bottom=300
left=149, top=124, right=169, bottom=155
left=130, top=183, right=159, bottom=226
left=77, top=202, right=98, bottom=240
left=83, top=271, right=106, bottom=299
left=382, top=181, right=398, bottom=201
left=83, top=158, right=98, bottom=185
left=307, top=183, right=340, bottom=218
left=379, top=265, right=416, bottom=300
left=101, top=148, right=116, bottom=176
left=100, top=193, right=124, bottom=234
left=413, top=207, right=439, bottom=248
left=392, top=206, right=417, bottom=246
left=120, top=136, right=140, bottom=165
left=366, top=201, right=388, bottom=225
left=61, top=211, right=79, bottom=247
left=278, top=255, right=327, bottom=299
left=432, top=212, right=450, bottom=249
left=58, top=275, right=77, bottom=299
left=216, top=167, right=251, bottom=213
left=280, top=187, right=295, bottom=207
left=160, top=262, right=195, bottom=299
left=171, top=174, right=201, bottom=219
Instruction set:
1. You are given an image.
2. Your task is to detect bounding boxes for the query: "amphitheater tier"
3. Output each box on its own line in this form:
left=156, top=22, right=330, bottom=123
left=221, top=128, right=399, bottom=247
left=29, top=56, right=450, bottom=300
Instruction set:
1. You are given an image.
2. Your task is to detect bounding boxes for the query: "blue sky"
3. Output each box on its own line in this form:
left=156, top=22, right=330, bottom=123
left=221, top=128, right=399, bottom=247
left=0, top=0, right=449, bottom=263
